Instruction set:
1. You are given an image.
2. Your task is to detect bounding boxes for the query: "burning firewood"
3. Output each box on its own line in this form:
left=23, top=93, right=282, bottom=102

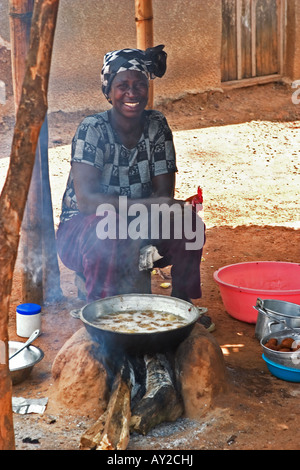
left=80, top=410, right=109, bottom=450
left=80, top=363, right=131, bottom=450
left=97, top=366, right=131, bottom=450
left=130, top=354, right=183, bottom=435
left=80, top=353, right=183, bottom=448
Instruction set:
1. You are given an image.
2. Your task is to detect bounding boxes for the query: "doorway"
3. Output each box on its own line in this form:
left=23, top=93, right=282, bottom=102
left=221, top=0, right=286, bottom=84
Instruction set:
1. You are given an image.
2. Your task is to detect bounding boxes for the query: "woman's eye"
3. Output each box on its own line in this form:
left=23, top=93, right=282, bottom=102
left=137, top=82, right=148, bottom=89
left=118, top=82, right=147, bottom=90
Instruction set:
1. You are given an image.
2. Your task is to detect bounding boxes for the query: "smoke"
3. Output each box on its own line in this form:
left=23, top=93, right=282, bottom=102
left=18, top=115, right=64, bottom=304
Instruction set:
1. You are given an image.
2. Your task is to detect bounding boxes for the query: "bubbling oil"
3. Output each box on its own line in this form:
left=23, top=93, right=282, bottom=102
left=93, top=310, right=187, bottom=333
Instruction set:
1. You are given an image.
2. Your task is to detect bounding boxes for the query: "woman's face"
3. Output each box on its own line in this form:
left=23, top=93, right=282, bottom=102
left=109, top=70, right=149, bottom=119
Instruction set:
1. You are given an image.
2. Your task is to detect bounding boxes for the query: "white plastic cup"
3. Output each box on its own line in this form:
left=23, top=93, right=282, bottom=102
left=16, top=303, right=41, bottom=338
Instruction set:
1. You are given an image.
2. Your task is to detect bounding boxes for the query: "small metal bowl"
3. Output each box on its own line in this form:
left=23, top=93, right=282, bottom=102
left=260, top=329, right=300, bottom=370
left=9, top=341, right=44, bottom=385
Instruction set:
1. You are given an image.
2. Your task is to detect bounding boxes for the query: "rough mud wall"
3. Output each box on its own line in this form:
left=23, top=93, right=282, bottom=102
left=151, top=0, right=222, bottom=103
left=0, top=0, right=222, bottom=113
left=47, top=0, right=223, bottom=112
left=0, top=0, right=300, bottom=115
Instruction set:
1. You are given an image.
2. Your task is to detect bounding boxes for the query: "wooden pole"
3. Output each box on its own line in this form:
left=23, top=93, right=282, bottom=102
left=9, top=0, right=34, bottom=113
left=40, top=114, right=63, bottom=303
left=0, top=0, right=59, bottom=449
left=236, top=0, right=242, bottom=80
left=9, top=0, right=43, bottom=304
left=135, top=0, right=154, bottom=108
left=9, top=0, right=63, bottom=304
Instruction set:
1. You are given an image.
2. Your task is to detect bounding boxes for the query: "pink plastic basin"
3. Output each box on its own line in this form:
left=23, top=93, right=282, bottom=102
left=213, top=261, right=300, bottom=324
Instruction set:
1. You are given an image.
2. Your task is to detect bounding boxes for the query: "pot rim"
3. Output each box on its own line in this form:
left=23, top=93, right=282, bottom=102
left=256, top=299, right=300, bottom=319
left=214, top=261, right=300, bottom=295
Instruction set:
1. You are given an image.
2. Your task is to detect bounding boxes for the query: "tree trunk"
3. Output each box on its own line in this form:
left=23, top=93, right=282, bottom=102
left=0, top=0, right=59, bottom=450
left=9, top=0, right=34, bottom=113
left=135, top=0, right=154, bottom=108
left=10, top=0, right=63, bottom=305
left=9, top=0, right=43, bottom=304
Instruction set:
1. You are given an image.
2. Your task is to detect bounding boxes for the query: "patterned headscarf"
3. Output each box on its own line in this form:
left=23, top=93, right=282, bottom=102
left=101, top=45, right=167, bottom=101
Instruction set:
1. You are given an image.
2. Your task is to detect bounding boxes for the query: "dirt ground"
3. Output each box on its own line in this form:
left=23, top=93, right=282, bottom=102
left=1, top=44, right=300, bottom=451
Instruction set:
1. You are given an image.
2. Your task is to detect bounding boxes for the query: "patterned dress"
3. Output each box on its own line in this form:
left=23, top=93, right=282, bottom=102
left=56, top=110, right=203, bottom=302
left=60, top=109, right=177, bottom=223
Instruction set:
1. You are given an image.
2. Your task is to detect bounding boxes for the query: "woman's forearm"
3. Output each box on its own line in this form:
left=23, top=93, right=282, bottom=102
left=77, top=192, right=181, bottom=215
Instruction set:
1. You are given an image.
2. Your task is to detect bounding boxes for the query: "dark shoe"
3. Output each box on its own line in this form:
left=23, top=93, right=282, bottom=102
left=197, top=308, right=216, bottom=332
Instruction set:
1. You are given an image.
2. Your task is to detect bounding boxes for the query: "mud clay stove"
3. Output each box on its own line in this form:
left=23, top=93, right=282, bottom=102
left=51, top=294, right=228, bottom=450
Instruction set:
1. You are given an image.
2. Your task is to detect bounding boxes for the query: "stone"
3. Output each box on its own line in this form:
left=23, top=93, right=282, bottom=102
left=175, top=323, right=228, bottom=420
left=51, top=327, right=109, bottom=416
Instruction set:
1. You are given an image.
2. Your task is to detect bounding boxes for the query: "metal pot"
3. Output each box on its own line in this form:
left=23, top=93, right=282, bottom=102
left=79, top=294, right=200, bottom=356
left=254, top=298, right=300, bottom=340
left=260, top=328, right=300, bottom=370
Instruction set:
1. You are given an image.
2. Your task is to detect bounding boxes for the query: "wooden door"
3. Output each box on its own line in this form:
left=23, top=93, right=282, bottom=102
left=221, top=0, right=285, bottom=83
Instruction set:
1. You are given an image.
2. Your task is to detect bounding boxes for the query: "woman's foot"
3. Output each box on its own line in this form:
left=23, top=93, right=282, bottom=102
left=197, top=313, right=216, bottom=332
left=171, top=293, right=216, bottom=332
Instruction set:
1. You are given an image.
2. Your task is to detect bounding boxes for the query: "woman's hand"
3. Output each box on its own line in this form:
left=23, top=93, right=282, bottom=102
left=151, top=173, right=185, bottom=207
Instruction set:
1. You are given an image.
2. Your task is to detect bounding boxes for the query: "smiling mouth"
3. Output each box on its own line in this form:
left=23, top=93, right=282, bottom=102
left=124, top=102, right=140, bottom=108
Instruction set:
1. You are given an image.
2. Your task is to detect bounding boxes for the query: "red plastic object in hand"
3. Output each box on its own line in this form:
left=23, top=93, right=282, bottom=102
left=185, top=186, right=203, bottom=207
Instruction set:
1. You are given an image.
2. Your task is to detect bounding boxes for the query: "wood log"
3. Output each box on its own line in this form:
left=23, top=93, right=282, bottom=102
left=81, top=364, right=131, bottom=450
left=0, top=0, right=59, bottom=450
left=96, top=369, right=131, bottom=450
left=130, top=354, right=183, bottom=435
left=80, top=410, right=108, bottom=450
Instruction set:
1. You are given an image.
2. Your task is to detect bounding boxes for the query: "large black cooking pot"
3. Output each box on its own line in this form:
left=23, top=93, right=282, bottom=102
left=79, top=294, right=200, bottom=356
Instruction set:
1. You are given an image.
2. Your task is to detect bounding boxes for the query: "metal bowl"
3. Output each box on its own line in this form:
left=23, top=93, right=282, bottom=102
left=260, top=329, right=300, bottom=370
left=80, top=294, right=200, bottom=355
left=9, top=341, right=44, bottom=385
